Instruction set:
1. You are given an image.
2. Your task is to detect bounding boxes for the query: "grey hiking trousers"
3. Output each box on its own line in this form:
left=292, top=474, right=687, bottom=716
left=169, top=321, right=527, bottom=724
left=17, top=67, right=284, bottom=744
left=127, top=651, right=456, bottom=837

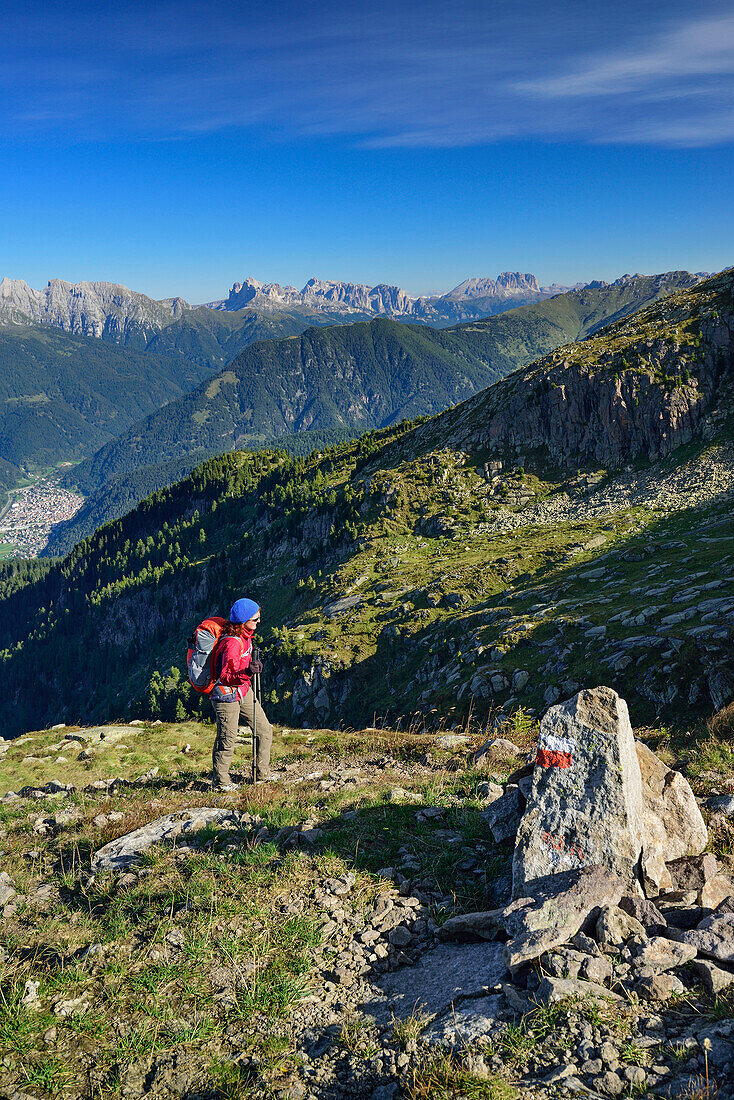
left=211, top=690, right=273, bottom=786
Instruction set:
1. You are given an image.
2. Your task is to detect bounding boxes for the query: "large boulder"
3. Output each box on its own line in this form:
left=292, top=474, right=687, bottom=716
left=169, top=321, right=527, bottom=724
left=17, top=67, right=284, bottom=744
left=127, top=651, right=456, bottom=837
left=512, top=687, right=644, bottom=898
left=635, top=742, right=707, bottom=895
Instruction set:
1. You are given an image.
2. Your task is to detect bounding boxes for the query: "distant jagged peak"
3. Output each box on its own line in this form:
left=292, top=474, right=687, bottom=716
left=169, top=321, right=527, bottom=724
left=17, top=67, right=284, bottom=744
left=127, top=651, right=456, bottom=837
left=442, top=272, right=543, bottom=300
left=496, top=271, right=541, bottom=292
left=0, top=277, right=44, bottom=325
left=220, top=270, right=551, bottom=316
left=301, top=276, right=356, bottom=295
left=0, top=275, right=37, bottom=296
left=301, top=277, right=413, bottom=313
left=232, top=275, right=263, bottom=292
left=224, top=276, right=303, bottom=310
left=0, top=276, right=42, bottom=310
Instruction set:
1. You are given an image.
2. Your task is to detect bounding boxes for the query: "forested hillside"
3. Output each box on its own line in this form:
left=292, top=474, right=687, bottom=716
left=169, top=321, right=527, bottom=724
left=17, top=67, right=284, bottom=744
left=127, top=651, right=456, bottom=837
left=45, top=427, right=358, bottom=557
left=2, top=270, right=732, bottom=740
left=0, top=300, right=350, bottom=502
left=0, top=323, right=212, bottom=496
left=133, top=303, right=341, bottom=368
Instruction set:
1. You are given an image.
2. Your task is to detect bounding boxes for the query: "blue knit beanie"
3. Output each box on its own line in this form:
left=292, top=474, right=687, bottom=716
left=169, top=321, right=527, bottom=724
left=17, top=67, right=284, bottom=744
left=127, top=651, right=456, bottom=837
left=229, top=597, right=260, bottom=624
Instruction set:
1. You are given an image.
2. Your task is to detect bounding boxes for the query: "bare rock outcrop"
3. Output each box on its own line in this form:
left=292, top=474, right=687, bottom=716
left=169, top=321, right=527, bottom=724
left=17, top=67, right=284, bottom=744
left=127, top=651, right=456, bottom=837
left=92, top=808, right=241, bottom=871
left=405, top=269, right=732, bottom=471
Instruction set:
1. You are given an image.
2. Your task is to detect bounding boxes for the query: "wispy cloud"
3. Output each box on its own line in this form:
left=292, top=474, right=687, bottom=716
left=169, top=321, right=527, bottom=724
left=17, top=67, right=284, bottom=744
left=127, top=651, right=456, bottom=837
left=3, top=1, right=734, bottom=147
left=519, top=14, right=734, bottom=97
left=515, top=11, right=734, bottom=146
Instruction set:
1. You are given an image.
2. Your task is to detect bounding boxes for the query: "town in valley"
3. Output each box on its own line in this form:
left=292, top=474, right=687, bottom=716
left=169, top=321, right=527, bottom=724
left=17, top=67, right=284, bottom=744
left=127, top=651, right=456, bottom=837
left=0, top=479, right=83, bottom=559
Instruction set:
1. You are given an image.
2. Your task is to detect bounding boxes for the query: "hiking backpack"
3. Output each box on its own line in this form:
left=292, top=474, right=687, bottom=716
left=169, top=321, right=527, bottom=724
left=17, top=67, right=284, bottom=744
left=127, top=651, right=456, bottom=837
left=186, top=616, right=228, bottom=694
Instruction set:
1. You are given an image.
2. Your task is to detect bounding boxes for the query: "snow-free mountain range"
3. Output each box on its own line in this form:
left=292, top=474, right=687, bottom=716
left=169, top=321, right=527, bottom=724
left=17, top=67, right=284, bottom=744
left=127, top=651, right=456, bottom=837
left=0, top=270, right=575, bottom=341
left=205, top=271, right=575, bottom=322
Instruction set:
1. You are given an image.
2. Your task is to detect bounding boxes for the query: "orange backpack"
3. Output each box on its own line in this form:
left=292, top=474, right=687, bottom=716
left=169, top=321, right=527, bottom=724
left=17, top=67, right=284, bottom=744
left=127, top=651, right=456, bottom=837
left=186, top=616, right=228, bottom=694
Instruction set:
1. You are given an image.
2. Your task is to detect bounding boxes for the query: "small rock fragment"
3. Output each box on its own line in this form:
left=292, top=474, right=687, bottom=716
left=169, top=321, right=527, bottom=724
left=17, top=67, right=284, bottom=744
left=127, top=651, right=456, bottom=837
left=596, top=905, right=646, bottom=947
left=481, top=785, right=523, bottom=844
left=635, top=972, right=685, bottom=1000
left=691, top=958, right=734, bottom=995
left=535, top=976, right=623, bottom=1004
left=618, top=896, right=667, bottom=936
left=666, top=853, right=719, bottom=892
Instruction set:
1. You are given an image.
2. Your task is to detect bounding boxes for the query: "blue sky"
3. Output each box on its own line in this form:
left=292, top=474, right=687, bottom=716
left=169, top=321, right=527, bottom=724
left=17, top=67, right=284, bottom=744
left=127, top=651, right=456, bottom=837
left=2, top=0, right=733, bottom=300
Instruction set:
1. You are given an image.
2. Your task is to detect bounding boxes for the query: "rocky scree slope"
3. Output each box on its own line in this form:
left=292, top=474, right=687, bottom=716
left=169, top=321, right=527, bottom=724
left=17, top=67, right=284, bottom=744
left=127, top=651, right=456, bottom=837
left=0, top=273, right=733, bottom=739
left=65, top=270, right=700, bottom=504
left=0, top=692, right=733, bottom=1100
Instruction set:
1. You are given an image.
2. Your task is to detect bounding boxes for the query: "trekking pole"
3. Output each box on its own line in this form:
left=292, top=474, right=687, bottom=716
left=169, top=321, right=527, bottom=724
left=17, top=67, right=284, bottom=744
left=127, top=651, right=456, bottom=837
left=251, top=646, right=260, bottom=784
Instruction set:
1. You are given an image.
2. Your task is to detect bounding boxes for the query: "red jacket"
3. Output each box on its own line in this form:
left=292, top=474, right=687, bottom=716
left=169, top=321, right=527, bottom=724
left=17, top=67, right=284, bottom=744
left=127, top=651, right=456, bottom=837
left=213, top=630, right=254, bottom=701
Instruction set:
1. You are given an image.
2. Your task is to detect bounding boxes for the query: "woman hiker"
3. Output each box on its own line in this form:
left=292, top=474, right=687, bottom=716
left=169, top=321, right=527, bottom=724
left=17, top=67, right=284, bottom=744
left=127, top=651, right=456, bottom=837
left=210, top=598, right=273, bottom=790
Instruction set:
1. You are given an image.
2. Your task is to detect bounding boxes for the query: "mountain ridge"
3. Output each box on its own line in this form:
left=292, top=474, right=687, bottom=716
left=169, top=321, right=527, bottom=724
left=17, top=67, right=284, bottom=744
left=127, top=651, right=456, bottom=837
left=207, top=269, right=560, bottom=320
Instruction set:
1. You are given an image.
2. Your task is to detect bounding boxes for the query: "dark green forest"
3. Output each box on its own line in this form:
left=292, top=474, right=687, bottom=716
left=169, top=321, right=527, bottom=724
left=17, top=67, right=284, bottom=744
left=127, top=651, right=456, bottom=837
left=0, top=324, right=212, bottom=482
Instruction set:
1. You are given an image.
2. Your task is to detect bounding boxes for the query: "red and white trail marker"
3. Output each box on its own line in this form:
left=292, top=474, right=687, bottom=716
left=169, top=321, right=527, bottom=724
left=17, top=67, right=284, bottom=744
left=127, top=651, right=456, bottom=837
left=536, top=731, right=575, bottom=769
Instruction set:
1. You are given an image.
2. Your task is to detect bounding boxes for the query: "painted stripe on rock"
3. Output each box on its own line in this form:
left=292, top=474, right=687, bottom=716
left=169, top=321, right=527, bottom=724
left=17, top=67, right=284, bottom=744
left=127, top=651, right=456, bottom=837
left=536, top=748, right=573, bottom=768
left=536, top=731, right=575, bottom=768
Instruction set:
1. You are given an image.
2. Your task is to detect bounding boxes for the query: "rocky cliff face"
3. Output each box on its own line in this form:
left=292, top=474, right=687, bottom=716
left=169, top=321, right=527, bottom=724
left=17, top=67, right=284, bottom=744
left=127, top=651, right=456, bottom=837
left=408, top=268, right=734, bottom=471
left=441, top=272, right=542, bottom=300
left=221, top=276, right=306, bottom=310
